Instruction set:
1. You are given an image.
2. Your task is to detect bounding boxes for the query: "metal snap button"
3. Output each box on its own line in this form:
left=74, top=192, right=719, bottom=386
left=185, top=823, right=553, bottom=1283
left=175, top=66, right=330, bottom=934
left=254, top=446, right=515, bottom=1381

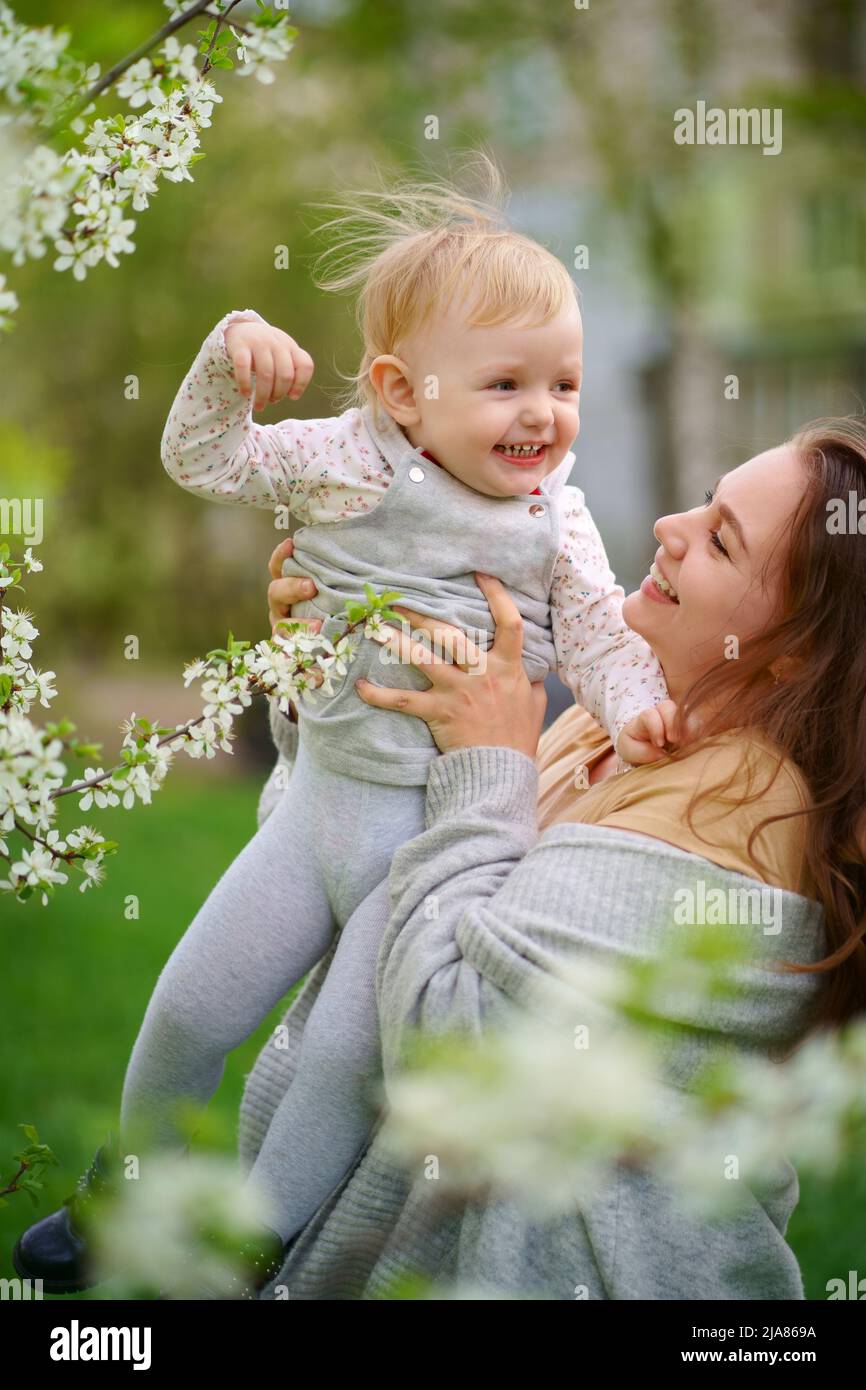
left=408, top=465, right=425, bottom=482
left=529, top=503, right=545, bottom=516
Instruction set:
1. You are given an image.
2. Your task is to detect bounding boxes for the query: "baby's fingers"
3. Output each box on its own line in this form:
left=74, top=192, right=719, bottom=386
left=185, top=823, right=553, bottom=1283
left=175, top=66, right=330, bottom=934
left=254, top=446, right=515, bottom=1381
left=655, top=699, right=682, bottom=746
left=232, top=341, right=254, bottom=398
left=251, top=348, right=275, bottom=411
left=288, top=345, right=314, bottom=400
left=270, top=343, right=297, bottom=403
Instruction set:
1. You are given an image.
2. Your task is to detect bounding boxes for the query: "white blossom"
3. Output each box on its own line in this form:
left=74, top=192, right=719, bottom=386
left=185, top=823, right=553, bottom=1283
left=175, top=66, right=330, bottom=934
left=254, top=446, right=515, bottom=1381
left=0, top=4, right=293, bottom=327
left=233, top=19, right=296, bottom=85
left=77, top=767, right=120, bottom=811
left=0, top=607, right=38, bottom=660
left=116, top=57, right=167, bottom=110
left=0, top=269, right=17, bottom=328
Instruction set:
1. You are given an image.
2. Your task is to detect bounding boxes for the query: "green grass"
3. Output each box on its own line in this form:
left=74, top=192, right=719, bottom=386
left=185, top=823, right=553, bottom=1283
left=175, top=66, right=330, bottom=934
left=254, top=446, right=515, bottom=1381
left=1, top=772, right=863, bottom=1300
left=0, top=771, right=302, bottom=1300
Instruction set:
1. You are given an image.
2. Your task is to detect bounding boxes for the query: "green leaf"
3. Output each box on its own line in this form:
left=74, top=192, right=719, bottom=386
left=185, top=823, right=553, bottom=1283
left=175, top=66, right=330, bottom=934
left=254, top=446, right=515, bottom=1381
left=69, top=742, right=102, bottom=758
left=212, top=54, right=234, bottom=68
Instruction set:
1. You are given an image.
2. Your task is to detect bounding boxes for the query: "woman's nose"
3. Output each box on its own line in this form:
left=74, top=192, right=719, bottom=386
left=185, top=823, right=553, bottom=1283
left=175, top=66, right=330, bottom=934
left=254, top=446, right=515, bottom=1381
left=653, top=512, right=687, bottom=556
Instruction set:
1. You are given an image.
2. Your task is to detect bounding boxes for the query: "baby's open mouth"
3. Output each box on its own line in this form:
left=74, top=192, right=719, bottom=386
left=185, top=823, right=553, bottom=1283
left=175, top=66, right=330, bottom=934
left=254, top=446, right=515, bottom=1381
left=493, top=442, right=548, bottom=460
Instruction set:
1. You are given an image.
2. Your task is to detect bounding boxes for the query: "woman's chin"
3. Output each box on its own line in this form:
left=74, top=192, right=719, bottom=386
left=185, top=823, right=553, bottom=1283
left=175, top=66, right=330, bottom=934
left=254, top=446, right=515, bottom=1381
left=622, top=590, right=646, bottom=633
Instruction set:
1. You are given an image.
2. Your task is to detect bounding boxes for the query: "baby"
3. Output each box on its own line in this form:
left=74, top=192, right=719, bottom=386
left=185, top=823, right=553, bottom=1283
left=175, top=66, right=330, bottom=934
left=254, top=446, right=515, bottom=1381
left=125, top=162, right=671, bottom=1261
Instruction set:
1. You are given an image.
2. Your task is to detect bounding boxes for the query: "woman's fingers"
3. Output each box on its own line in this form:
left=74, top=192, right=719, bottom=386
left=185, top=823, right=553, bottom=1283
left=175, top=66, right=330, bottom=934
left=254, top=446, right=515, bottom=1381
left=475, top=573, right=524, bottom=665
left=391, top=606, right=484, bottom=671
left=372, top=622, right=453, bottom=681
left=268, top=536, right=294, bottom=580
left=354, top=677, right=435, bottom=718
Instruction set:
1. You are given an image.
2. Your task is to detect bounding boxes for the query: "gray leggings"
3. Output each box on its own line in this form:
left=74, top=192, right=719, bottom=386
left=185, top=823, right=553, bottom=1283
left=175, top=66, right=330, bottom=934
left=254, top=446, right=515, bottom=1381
left=119, top=732, right=425, bottom=1243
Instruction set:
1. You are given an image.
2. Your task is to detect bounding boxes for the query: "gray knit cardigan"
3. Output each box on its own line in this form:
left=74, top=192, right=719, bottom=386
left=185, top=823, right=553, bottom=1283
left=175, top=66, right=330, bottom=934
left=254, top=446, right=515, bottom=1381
left=236, top=705, right=827, bottom=1300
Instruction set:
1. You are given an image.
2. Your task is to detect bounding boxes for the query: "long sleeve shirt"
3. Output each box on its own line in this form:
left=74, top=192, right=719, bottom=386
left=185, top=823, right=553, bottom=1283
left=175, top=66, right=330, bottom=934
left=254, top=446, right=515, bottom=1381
left=240, top=738, right=828, bottom=1300
left=161, top=308, right=669, bottom=752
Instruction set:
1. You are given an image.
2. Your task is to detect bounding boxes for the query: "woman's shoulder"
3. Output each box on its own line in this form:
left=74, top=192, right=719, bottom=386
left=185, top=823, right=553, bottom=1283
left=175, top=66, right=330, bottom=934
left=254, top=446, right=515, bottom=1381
left=537, top=703, right=610, bottom=770
left=616, top=728, right=814, bottom=896
left=549, top=723, right=815, bottom=899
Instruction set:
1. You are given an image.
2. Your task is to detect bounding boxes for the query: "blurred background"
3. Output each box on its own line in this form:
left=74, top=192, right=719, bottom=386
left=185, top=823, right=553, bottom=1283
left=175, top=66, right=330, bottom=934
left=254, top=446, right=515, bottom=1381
left=2, top=0, right=865, bottom=1297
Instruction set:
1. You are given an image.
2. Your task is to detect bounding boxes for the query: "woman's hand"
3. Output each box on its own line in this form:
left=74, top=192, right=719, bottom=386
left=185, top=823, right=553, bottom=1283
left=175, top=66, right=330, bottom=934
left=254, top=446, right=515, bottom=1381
left=266, top=538, right=325, bottom=717
left=267, top=537, right=321, bottom=636
left=354, top=573, right=547, bottom=759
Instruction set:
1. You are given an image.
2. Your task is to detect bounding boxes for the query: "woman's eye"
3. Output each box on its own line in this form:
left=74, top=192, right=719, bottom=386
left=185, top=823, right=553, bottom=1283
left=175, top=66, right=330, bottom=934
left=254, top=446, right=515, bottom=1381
left=703, top=489, right=728, bottom=554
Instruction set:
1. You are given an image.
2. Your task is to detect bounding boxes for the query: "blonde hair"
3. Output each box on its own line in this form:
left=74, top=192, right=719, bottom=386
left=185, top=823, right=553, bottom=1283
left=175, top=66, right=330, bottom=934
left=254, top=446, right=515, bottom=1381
left=304, top=148, right=579, bottom=428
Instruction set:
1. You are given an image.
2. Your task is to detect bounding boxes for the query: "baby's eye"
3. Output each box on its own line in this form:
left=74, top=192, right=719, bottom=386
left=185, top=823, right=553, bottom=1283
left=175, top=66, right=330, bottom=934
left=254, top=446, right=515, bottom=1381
left=554, top=381, right=579, bottom=392
left=489, top=380, right=516, bottom=391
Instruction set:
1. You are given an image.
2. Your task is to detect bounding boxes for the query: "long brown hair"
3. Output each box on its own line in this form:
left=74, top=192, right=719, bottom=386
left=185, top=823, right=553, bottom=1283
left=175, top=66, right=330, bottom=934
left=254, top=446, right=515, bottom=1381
left=665, top=417, right=866, bottom=1029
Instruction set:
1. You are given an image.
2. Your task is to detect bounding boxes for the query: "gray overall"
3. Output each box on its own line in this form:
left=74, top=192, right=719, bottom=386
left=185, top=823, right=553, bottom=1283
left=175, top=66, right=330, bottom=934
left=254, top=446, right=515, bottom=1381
left=120, top=410, right=572, bottom=1243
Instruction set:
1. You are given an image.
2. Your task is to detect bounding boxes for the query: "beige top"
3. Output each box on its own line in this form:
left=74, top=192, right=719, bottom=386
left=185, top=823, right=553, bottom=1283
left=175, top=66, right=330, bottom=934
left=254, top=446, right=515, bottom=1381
left=535, top=704, right=818, bottom=901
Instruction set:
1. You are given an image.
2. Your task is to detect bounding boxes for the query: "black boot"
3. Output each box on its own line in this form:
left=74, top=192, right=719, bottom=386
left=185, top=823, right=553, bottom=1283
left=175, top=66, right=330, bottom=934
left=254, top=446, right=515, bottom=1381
left=11, top=1132, right=123, bottom=1295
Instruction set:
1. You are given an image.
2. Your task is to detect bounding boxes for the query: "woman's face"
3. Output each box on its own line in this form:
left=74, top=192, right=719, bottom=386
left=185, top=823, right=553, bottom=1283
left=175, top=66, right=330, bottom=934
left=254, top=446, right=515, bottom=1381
left=622, top=443, right=807, bottom=701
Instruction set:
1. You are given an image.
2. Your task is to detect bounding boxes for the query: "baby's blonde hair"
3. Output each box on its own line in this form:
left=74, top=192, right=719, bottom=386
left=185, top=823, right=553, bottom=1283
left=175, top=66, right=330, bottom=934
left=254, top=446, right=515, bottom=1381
left=305, top=148, right=579, bottom=429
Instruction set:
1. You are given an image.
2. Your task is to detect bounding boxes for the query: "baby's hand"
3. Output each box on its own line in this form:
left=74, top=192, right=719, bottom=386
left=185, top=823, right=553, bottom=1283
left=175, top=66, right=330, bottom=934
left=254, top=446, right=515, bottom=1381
left=616, top=699, right=681, bottom=765
left=224, top=318, right=314, bottom=412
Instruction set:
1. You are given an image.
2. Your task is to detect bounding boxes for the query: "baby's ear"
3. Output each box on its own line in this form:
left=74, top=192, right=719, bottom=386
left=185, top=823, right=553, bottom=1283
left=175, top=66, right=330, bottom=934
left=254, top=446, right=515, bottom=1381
left=368, top=356, right=420, bottom=426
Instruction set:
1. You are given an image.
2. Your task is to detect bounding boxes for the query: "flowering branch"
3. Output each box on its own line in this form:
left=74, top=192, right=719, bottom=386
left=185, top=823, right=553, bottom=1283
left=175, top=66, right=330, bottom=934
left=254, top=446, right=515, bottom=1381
left=0, top=0, right=299, bottom=329
left=0, top=546, right=402, bottom=904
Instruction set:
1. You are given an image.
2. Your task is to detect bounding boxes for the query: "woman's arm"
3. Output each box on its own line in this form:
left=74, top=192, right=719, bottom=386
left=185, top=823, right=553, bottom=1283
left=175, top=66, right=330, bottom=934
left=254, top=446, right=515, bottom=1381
left=377, top=749, right=824, bottom=1082
left=356, top=577, right=822, bottom=1080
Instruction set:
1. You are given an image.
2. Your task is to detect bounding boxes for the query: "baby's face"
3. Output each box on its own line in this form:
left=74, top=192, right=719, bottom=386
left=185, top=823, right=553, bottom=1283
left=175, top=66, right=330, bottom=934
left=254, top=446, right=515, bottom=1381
left=396, top=296, right=583, bottom=497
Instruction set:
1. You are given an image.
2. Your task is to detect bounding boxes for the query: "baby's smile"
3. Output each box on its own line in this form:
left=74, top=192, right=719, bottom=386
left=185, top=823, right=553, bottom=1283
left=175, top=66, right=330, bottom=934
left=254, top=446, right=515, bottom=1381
left=492, top=441, right=551, bottom=465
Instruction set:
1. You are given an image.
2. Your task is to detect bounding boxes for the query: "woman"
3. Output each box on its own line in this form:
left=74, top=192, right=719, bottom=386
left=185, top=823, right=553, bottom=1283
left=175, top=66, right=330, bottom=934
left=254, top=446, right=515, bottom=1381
left=236, top=417, right=866, bottom=1300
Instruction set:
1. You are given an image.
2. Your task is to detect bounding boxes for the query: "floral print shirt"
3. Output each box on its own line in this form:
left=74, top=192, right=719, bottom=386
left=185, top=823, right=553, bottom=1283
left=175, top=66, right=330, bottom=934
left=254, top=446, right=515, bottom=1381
left=161, top=308, right=669, bottom=755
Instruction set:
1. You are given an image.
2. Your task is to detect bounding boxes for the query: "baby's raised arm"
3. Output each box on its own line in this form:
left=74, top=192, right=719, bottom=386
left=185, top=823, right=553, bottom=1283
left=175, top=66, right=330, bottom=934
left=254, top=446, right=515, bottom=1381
left=551, top=485, right=670, bottom=761
left=160, top=308, right=319, bottom=511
